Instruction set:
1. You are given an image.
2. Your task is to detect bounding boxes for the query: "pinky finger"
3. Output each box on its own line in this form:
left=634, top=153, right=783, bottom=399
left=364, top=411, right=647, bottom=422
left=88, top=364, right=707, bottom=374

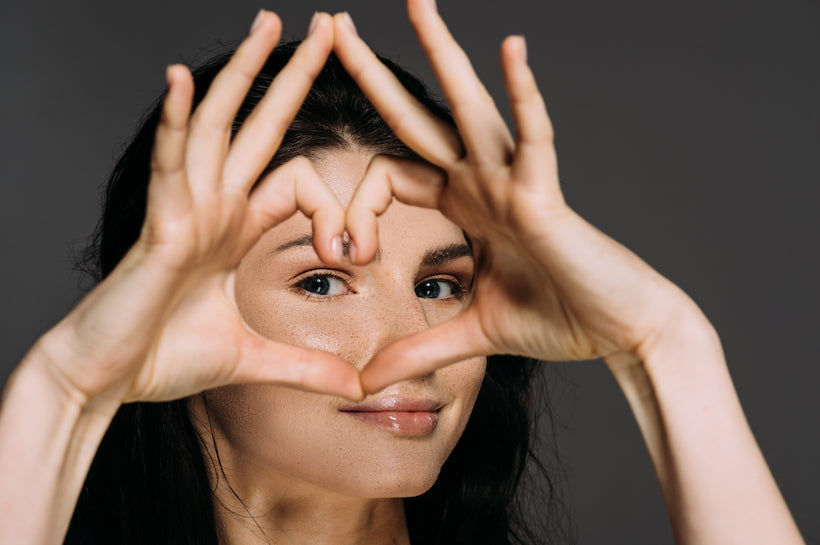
left=147, top=65, right=195, bottom=219
left=500, top=37, right=557, bottom=184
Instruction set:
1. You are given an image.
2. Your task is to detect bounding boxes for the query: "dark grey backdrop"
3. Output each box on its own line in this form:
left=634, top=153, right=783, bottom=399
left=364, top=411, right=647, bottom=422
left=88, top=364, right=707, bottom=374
left=1, top=0, right=817, bottom=543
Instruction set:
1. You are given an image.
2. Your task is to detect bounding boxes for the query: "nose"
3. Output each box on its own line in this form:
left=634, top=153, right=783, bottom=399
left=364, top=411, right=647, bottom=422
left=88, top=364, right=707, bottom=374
left=351, top=287, right=433, bottom=370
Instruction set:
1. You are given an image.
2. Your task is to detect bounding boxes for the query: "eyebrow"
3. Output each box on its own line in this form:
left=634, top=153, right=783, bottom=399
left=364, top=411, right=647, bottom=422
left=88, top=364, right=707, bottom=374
left=273, top=235, right=472, bottom=266
left=421, top=243, right=473, bottom=267
left=273, top=234, right=383, bottom=262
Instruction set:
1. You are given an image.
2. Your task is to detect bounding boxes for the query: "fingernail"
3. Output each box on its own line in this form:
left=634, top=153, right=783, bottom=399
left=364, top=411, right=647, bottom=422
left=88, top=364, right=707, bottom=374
left=341, top=12, right=357, bottom=36
left=249, top=9, right=266, bottom=35
left=427, top=0, right=438, bottom=11
left=331, top=235, right=343, bottom=262
left=307, top=12, right=320, bottom=37
left=518, top=35, right=527, bottom=63
left=349, top=240, right=358, bottom=263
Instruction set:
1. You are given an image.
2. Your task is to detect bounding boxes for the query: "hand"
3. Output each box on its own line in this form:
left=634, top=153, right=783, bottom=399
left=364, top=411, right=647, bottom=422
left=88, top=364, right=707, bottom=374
left=332, top=1, right=701, bottom=392
left=34, top=11, right=363, bottom=406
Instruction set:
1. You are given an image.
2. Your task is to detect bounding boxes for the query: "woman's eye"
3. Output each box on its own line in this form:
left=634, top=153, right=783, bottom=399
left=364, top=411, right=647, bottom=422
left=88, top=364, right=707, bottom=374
left=415, top=279, right=459, bottom=300
left=297, top=275, right=348, bottom=297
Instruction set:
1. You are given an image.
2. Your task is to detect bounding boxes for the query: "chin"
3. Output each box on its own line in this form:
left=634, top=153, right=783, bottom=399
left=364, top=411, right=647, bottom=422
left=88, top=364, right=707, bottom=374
left=193, top=379, right=478, bottom=502
left=261, top=429, right=457, bottom=500
left=339, top=456, right=444, bottom=499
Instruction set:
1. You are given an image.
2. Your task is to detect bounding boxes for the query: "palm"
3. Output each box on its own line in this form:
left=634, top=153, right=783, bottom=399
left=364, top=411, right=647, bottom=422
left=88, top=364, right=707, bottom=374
left=124, top=275, right=243, bottom=401
left=468, top=242, right=598, bottom=362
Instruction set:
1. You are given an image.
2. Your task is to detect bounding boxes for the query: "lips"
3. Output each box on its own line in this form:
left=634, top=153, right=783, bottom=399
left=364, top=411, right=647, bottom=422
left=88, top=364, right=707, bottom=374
left=338, top=397, right=444, bottom=436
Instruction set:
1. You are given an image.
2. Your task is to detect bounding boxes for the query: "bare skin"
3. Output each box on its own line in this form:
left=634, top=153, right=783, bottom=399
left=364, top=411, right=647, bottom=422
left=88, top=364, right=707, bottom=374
left=0, top=2, right=806, bottom=545
left=192, top=150, right=485, bottom=545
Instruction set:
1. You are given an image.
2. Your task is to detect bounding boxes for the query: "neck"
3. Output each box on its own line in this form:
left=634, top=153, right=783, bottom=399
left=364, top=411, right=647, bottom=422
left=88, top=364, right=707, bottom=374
left=213, top=487, right=411, bottom=545
left=189, top=396, right=412, bottom=545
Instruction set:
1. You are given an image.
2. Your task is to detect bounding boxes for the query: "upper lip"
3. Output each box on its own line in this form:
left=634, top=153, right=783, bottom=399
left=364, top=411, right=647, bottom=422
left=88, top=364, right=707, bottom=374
left=338, top=396, right=444, bottom=413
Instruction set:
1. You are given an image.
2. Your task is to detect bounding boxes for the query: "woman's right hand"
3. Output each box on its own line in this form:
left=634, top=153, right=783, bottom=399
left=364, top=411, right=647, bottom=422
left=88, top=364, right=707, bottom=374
left=28, top=11, right=363, bottom=407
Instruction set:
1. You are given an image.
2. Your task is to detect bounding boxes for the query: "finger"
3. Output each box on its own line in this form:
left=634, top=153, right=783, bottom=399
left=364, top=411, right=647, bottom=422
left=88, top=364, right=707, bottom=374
left=404, top=0, right=514, bottom=163
left=237, top=330, right=363, bottom=400
left=332, top=12, right=463, bottom=166
left=345, top=155, right=446, bottom=264
left=185, top=10, right=283, bottom=192
left=223, top=13, right=334, bottom=193
left=146, top=65, right=195, bottom=222
left=500, top=36, right=558, bottom=190
left=245, top=156, right=345, bottom=265
left=359, top=309, right=491, bottom=393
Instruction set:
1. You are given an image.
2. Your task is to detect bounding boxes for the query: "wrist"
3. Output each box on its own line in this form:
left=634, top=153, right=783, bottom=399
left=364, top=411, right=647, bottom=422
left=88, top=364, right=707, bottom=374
left=5, top=335, right=122, bottom=432
left=640, top=297, right=724, bottom=388
left=602, top=295, right=804, bottom=545
left=605, top=291, right=723, bottom=385
left=0, top=342, right=120, bottom=545
left=18, top=333, right=88, bottom=409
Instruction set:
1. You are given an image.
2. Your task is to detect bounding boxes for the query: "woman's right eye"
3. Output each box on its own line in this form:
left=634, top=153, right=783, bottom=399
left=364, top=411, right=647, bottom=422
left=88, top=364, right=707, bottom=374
left=296, top=275, right=349, bottom=297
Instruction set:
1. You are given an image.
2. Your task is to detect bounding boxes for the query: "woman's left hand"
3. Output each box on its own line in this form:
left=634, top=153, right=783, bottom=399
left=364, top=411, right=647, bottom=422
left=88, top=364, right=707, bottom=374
left=332, top=1, right=706, bottom=392
left=334, top=10, right=808, bottom=544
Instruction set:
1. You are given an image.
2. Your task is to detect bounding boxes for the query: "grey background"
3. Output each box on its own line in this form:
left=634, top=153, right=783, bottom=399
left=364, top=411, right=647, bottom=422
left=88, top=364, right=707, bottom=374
left=1, top=0, right=817, bottom=543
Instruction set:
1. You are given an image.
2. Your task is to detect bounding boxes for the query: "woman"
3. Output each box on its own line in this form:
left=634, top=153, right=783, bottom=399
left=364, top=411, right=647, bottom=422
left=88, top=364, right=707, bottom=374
left=0, top=3, right=806, bottom=544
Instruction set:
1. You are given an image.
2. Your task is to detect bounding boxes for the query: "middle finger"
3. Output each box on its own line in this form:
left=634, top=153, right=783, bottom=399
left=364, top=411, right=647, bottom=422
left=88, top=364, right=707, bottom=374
left=222, top=13, right=336, bottom=194
left=185, top=10, right=283, bottom=192
left=404, top=0, right=514, bottom=164
left=332, top=12, right=463, bottom=167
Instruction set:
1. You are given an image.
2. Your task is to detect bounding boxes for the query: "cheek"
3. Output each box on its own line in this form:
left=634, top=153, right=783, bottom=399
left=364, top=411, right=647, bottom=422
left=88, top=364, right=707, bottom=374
left=441, top=356, right=487, bottom=434
left=448, top=356, right=487, bottom=393
left=234, top=290, right=388, bottom=368
left=233, top=255, right=360, bottom=355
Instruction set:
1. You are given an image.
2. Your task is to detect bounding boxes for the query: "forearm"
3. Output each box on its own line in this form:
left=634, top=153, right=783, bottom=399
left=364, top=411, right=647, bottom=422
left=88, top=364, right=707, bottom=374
left=606, top=299, right=804, bottom=545
left=0, top=342, right=119, bottom=545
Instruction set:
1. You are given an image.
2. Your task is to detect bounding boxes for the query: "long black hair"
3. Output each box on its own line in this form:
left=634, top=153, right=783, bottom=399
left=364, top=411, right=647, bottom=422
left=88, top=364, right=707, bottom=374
left=67, top=42, right=570, bottom=545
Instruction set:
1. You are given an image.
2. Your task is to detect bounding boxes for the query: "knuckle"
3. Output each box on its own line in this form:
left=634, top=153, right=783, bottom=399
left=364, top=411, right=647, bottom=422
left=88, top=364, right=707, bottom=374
left=543, top=124, right=555, bottom=142
left=381, top=106, right=414, bottom=137
left=222, top=52, right=259, bottom=86
left=288, top=155, right=313, bottom=171
left=368, top=155, right=392, bottom=174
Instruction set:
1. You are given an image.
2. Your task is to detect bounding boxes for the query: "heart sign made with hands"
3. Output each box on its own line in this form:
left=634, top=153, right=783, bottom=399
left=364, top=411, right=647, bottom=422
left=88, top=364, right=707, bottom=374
left=41, top=4, right=692, bottom=412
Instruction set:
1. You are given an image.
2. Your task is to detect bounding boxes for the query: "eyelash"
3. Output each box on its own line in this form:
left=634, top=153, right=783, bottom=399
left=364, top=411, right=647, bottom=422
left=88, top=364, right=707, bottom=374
left=414, top=277, right=469, bottom=301
left=294, top=272, right=350, bottom=300
left=293, top=273, right=469, bottom=301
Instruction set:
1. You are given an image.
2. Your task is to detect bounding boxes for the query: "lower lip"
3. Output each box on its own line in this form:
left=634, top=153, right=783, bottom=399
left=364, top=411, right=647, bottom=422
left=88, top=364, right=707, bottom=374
left=341, top=411, right=438, bottom=436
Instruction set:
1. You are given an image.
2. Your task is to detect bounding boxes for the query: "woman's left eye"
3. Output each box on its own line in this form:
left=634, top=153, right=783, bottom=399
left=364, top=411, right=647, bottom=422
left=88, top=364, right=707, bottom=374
left=297, top=275, right=348, bottom=297
left=415, top=279, right=461, bottom=300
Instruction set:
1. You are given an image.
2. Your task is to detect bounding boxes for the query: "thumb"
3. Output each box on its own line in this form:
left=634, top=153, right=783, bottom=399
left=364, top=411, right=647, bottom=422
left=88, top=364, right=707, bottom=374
left=360, top=309, right=492, bottom=393
left=236, top=330, right=364, bottom=400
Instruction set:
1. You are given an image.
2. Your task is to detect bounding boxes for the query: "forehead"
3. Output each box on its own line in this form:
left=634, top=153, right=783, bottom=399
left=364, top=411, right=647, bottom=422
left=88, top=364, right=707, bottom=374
left=311, top=149, right=370, bottom=207
left=296, top=149, right=464, bottom=248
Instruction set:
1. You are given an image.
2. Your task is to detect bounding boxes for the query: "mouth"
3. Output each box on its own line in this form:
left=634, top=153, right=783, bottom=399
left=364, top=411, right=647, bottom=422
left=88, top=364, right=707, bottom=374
left=338, top=397, right=444, bottom=436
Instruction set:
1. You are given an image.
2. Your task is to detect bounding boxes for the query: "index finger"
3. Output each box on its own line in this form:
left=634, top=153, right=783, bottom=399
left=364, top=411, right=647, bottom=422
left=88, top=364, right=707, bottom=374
left=332, top=12, right=463, bottom=166
left=404, top=0, right=514, bottom=163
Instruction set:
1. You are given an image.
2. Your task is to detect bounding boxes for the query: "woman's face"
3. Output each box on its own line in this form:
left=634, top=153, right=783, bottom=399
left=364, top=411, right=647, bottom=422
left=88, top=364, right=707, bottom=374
left=200, top=150, right=486, bottom=499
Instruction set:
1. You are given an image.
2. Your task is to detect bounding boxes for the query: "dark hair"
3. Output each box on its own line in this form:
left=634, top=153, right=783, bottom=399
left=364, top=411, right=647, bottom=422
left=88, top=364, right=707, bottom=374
left=67, top=42, right=570, bottom=545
